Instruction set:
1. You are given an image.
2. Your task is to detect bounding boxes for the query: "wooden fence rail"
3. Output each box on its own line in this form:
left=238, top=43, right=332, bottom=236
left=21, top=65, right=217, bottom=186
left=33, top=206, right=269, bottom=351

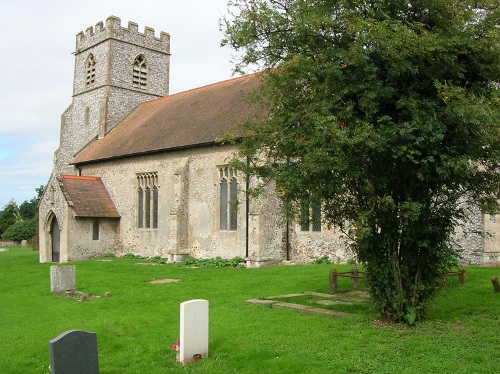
left=329, top=267, right=467, bottom=294
left=329, top=268, right=368, bottom=294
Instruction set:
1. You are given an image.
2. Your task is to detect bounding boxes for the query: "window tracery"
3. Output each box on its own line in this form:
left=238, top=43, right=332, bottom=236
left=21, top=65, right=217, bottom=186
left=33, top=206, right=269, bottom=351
left=137, top=172, right=159, bottom=229
left=219, top=167, right=238, bottom=231
left=133, top=54, right=148, bottom=90
left=85, top=54, right=96, bottom=86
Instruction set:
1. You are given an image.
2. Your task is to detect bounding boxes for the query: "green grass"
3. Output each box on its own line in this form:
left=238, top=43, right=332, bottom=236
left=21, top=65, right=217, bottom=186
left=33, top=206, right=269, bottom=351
left=0, top=247, right=499, bottom=373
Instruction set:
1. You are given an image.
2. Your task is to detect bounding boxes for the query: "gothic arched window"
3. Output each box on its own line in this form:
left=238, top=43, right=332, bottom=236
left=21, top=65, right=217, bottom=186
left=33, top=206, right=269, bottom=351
left=132, top=54, right=148, bottom=90
left=219, top=167, right=238, bottom=231
left=85, top=54, right=96, bottom=86
left=137, top=172, right=159, bottom=229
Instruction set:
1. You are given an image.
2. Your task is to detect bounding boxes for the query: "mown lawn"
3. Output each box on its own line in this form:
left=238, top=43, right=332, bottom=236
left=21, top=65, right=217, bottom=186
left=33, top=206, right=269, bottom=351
left=0, top=247, right=498, bottom=373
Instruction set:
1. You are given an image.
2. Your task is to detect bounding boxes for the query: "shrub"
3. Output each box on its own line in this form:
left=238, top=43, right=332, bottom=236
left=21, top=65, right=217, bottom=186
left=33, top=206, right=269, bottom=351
left=180, top=256, right=245, bottom=268
left=1, top=219, right=37, bottom=241
left=312, top=256, right=333, bottom=265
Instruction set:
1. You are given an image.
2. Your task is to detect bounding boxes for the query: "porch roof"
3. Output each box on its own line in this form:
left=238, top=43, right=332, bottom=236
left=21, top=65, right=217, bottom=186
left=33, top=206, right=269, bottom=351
left=58, top=175, right=120, bottom=218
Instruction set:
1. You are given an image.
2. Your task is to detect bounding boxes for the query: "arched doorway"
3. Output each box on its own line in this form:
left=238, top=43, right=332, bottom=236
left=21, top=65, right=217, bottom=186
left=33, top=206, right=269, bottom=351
left=51, top=218, right=60, bottom=262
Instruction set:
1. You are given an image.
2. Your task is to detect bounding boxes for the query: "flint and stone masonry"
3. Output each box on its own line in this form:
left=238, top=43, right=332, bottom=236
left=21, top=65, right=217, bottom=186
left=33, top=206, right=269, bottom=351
left=39, top=16, right=498, bottom=266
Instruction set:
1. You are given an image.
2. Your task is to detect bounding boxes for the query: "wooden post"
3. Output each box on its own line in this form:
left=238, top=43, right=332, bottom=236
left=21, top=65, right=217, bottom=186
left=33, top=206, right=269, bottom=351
left=329, top=268, right=337, bottom=294
left=458, top=267, right=466, bottom=284
left=351, top=267, right=359, bottom=290
left=492, top=276, right=500, bottom=293
left=440, top=270, right=448, bottom=288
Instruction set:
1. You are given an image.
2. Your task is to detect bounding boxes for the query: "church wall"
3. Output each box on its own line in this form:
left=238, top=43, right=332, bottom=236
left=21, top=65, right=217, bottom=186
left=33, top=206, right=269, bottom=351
left=65, top=218, right=120, bottom=261
left=73, top=42, right=109, bottom=95
left=77, top=144, right=353, bottom=264
left=79, top=145, right=253, bottom=260
left=288, top=224, right=352, bottom=264
left=110, top=42, right=170, bottom=96
left=480, top=213, right=500, bottom=264
left=55, top=88, right=106, bottom=175
left=104, top=88, right=161, bottom=132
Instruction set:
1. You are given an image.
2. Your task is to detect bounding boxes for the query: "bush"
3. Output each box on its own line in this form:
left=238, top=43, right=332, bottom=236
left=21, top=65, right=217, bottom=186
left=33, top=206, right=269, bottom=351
left=1, top=219, right=37, bottom=241
left=312, top=256, right=333, bottom=265
left=180, top=256, right=245, bottom=268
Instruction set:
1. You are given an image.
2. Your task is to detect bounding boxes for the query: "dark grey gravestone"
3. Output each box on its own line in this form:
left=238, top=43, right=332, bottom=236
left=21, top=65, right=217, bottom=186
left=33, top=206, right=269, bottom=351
left=49, top=330, right=99, bottom=374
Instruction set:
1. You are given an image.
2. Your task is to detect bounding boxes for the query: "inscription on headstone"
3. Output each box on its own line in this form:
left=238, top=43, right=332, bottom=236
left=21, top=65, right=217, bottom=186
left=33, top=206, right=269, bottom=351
left=50, top=266, right=75, bottom=294
left=49, top=330, right=99, bottom=374
left=179, top=299, right=209, bottom=364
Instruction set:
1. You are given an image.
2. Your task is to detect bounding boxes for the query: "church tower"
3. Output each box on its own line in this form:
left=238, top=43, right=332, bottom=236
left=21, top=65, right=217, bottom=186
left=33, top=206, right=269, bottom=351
left=54, top=16, right=170, bottom=175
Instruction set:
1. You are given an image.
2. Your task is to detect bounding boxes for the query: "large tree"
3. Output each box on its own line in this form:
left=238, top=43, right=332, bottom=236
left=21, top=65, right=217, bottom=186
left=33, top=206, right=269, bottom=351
left=0, top=201, right=20, bottom=237
left=222, top=0, right=500, bottom=322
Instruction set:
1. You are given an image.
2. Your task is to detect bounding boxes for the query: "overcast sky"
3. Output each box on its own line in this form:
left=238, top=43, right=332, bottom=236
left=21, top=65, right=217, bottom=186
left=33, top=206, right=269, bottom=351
left=0, top=0, right=238, bottom=209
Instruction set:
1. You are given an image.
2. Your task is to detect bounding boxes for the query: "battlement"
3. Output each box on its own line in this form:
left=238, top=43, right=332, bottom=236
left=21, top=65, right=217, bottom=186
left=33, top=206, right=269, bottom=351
left=75, top=16, right=170, bottom=54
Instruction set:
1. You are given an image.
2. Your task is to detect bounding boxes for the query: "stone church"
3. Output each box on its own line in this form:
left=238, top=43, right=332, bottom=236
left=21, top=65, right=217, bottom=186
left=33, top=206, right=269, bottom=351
left=39, top=16, right=498, bottom=266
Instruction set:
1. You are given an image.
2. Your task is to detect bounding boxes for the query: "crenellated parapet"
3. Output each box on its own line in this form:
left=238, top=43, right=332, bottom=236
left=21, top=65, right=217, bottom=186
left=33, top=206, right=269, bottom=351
left=75, top=16, right=170, bottom=54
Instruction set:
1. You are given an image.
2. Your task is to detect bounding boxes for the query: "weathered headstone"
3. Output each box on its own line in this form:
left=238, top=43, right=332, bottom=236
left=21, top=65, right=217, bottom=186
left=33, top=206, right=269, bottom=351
left=492, top=276, right=500, bottom=293
left=50, top=266, right=75, bottom=294
left=49, top=330, right=99, bottom=374
left=179, top=299, right=209, bottom=364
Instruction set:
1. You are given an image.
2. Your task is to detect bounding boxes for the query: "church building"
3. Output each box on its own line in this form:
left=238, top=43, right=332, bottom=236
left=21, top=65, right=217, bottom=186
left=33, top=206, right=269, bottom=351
left=39, top=17, right=498, bottom=266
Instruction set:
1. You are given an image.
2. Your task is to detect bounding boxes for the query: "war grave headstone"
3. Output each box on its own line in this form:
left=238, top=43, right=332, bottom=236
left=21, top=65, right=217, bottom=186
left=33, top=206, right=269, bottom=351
left=49, top=330, right=99, bottom=374
left=178, top=299, right=209, bottom=364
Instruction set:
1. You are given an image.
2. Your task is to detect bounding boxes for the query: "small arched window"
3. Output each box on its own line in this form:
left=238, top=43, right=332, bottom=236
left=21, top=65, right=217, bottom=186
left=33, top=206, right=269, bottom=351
left=84, top=107, right=90, bottom=127
left=132, top=54, right=148, bottom=90
left=85, top=54, right=96, bottom=86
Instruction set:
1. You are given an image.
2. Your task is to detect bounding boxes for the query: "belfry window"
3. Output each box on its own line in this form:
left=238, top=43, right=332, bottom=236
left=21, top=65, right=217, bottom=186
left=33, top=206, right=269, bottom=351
left=133, top=55, right=148, bottom=90
left=137, top=172, right=159, bottom=229
left=219, top=167, right=238, bottom=231
left=85, top=54, right=96, bottom=86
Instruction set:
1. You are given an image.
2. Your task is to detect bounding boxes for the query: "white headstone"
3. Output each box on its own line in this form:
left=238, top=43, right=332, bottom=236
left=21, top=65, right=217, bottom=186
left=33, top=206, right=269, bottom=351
left=179, top=299, right=209, bottom=364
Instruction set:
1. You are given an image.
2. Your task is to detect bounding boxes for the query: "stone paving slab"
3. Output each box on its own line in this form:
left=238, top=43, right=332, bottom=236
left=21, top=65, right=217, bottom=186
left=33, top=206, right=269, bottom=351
left=246, top=293, right=362, bottom=318
left=266, top=293, right=306, bottom=299
left=246, top=299, right=277, bottom=305
left=149, top=278, right=180, bottom=284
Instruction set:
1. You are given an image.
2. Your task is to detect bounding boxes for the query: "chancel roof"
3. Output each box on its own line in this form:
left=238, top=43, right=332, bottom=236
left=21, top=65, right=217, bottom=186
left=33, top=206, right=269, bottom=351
left=73, top=73, right=266, bottom=165
left=58, top=175, right=120, bottom=218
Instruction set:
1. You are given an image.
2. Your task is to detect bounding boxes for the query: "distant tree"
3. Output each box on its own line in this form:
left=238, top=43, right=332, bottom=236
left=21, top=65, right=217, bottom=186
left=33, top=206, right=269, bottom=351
left=0, top=201, right=20, bottom=237
left=19, top=199, right=37, bottom=220
left=19, top=185, right=44, bottom=220
left=223, top=0, right=500, bottom=322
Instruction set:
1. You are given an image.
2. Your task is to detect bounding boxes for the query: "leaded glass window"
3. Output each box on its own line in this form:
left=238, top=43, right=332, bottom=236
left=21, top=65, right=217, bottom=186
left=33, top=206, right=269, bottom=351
left=138, top=187, right=144, bottom=228
left=137, top=172, right=159, bottom=229
left=219, top=167, right=238, bottom=231
left=153, top=186, right=158, bottom=229
left=145, top=187, right=151, bottom=228
left=300, top=194, right=322, bottom=232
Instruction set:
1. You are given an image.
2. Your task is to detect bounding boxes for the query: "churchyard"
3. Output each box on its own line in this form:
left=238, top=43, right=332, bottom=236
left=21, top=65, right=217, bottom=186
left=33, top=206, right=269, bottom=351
left=0, top=247, right=498, bottom=373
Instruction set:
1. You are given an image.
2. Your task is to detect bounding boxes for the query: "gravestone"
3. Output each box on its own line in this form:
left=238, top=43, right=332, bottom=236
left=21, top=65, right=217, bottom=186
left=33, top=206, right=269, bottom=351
left=49, top=330, right=99, bottom=374
left=179, top=299, right=209, bottom=364
left=50, top=266, right=76, bottom=294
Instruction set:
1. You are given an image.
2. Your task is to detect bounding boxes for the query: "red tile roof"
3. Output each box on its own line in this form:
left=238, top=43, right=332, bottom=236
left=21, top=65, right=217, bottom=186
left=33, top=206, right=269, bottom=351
left=73, top=73, right=266, bottom=165
left=58, top=175, right=120, bottom=218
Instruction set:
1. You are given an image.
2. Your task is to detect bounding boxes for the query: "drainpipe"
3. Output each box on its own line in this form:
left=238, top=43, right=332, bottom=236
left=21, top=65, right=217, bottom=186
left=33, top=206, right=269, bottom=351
left=285, top=156, right=290, bottom=261
left=245, top=157, right=250, bottom=258
left=286, top=219, right=290, bottom=261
